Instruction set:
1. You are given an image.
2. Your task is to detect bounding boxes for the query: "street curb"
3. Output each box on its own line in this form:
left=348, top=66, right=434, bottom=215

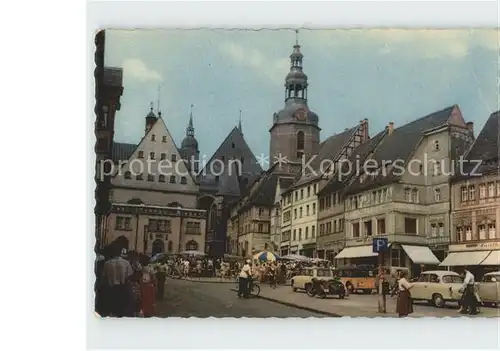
left=171, top=277, right=235, bottom=284
left=229, top=289, right=341, bottom=317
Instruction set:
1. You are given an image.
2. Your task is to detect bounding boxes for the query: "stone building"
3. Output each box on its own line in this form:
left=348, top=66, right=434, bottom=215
left=316, top=129, right=387, bottom=261
left=442, top=111, right=500, bottom=272
left=105, top=107, right=206, bottom=255
left=337, top=105, right=474, bottom=276
left=197, top=122, right=263, bottom=257
left=279, top=121, right=370, bottom=257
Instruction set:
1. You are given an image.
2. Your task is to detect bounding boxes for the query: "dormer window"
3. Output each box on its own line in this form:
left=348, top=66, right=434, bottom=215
left=162, top=136, right=167, bottom=143
left=151, top=134, right=156, bottom=141
left=138, top=151, right=144, bottom=159
left=180, top=177, right=187, bottom=184
left=171, top=154, right=177, bottom=162
left=169, top=176, right=176, bottom=184
left=149, top=152, right=155, bottom=159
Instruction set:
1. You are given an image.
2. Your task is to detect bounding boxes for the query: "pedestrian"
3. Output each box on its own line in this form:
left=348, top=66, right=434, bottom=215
left=396, top=270, right=414, bottom=318
left=238, top=259, right=252, bottom=298
left=155, top=261, right=167, bottom=300
left=459, top=267, right=479, bottom=315
left=102, top=243, right=134, bottom=317
left=140, top=264, right=157, bottom=317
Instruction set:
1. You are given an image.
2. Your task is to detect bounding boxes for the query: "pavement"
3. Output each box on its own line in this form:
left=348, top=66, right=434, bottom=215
left=249, top=284, right=500, bottom=318
left=177, top=276, right=235, bottom=284
left=155, top=277, right=324, bottom=317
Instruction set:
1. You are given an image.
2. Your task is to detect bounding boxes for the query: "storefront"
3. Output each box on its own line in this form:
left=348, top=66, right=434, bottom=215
left=335, top=243, right=440, bottom=276
left=440, top=241, right=500, bottom=277
left=280, top=245, right=289, bottom=257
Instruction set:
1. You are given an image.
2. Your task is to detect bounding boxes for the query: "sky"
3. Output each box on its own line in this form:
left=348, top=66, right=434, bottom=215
left=105, top=29, right=498, bottom=166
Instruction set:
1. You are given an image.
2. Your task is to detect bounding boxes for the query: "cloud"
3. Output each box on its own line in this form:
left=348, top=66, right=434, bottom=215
left=312, top=29, right=498, bottom=59
left=122, top=58, right=163, bottom=83
left=219, top=41, right=289, bottom=85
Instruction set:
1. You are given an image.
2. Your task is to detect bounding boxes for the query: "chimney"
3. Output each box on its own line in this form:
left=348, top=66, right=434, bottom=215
left=388, top=122, right=394, bottom=135
left=466, top=121, right=474, bottom=136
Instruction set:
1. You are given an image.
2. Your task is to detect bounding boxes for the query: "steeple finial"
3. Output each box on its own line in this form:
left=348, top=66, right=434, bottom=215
left=186, top=104, right=195, bottom=137
left=157, top=85, right=162, bottom=115
left=295, top=29, right=299, bottom=46
left=150, top=101, right=154, bottom=112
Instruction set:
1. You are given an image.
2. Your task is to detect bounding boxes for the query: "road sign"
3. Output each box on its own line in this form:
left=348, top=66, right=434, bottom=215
left=372, top=238, right=389, bottom=253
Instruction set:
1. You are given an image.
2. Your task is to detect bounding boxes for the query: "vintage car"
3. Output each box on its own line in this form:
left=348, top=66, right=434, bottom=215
left=477, top=271, right=500, bottom=307
left=410, top=270, right=464, bottom=308
left=291, top=267, right=337, bottom=292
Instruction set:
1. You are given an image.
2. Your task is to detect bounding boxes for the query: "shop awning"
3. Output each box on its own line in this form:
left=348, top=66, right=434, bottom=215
left=335, top=245, right=378, bottom=259
left=480, top=250, right=500, bottom=266
left=439, top=251, right=491, bottom=267
left=402, top=245, right=440, bottom=265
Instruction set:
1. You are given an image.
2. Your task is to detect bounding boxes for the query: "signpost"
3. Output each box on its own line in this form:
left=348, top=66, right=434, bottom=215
left=373, top=238, right=389, bottom=313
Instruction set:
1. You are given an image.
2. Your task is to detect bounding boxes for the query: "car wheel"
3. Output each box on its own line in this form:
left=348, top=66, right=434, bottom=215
left=291, top=280, right=297, bottom=292
left=432, top=293, right=445, bottom=308
left=363, top=289, right=371, bottom=294
left=346, top=282, right=354, bottom=294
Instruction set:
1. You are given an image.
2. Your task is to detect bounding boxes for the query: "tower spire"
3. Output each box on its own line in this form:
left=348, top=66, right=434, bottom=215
left=284, top=30, right=308, bottom=102
left=186, top=104, right=194, bottom=137
left=157, top=85, right=162, bottom=117
left=238, top=109, right=243, bottom=134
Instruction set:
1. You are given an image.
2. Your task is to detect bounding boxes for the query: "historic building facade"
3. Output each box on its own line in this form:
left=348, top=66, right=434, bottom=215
left=280, top=121, right=371, bottom=257
left=337, top=105, right=474, bottom=276
left=443, top=111, right=500, bottom=272
left=94, top=30, right=124, bottom=251
left=105, top=107, right=206, bottom=255
left=316, top=129, right=387, bottom=261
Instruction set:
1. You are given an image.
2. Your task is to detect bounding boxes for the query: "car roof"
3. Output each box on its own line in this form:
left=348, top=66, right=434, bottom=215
left=422, top=270, right=459, bottom=276
left=484, top=271, right=500, bottom=275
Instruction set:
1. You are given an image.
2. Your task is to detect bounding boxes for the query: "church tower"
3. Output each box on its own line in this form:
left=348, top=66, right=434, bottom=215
left=180, top=104, right=200, bottom=174
left=269, top=30, right=320, bottom=170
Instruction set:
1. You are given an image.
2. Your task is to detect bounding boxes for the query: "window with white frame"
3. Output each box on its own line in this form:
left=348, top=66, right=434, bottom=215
left=468, top=186, right=475, bottom=200
left=478, top=224, right=486, bottom=240
left=431, top=223, right=437, bottom=237
left=479, top=184, right=486, bottom=199
left=411, top=188, right=418, bottom=203
left=404, top=188, right=411, bottom=201
left=461, top=186, right=468, bottom=202
left=434, top=188, right=441, bottom=202
left=488, top=223, right=496, bottom=239
left=438, top=223, right=444, bottom=236
left=456, top=227, right=464, bottom=242
left=488, top=182, right=495, bottom=197
left=465, top=226, right=472, bottom=241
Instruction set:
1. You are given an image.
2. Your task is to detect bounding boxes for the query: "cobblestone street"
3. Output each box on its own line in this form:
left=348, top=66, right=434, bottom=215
left=155, top=278, right=324, bottom=317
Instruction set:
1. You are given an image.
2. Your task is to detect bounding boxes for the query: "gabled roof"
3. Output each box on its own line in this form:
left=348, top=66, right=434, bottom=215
left=318, top=129, right=388, bottom=196
left=112, top=142, right=136, bottom=163
left=239, top=172, right=282, bottom=211
left=284, top=124, right=362, bottom=193
left=278, top=178, right=295, bottom=192
left=199, top=126, right=263, bottom=197
left=456, top=110, right=499, bottom=179
left=345, top=105, right=457, bottom=194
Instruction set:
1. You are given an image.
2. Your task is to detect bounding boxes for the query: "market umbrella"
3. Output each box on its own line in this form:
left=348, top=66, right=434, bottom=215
left=281, top=254, right=312, bottom=262
left=253, top=251, right=280, bottom=262
left=180, top=250, right=206, bottom=257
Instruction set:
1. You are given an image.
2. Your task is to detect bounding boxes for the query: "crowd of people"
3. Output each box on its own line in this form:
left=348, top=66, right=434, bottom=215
left=94, top=244, right=167, bottom=318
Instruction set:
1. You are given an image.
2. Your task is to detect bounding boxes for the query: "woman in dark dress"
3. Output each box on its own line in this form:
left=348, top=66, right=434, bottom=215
left=396, top=271, right=414, bottom=317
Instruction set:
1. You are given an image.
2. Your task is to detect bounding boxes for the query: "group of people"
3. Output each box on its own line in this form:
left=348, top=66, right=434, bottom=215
left=95, top=244, right=166, bottom=317
left=394, top=267, right=481, bottom=318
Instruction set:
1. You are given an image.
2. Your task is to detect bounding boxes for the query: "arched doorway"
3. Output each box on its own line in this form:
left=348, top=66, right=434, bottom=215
left=152, top=239, right=165, bottom=256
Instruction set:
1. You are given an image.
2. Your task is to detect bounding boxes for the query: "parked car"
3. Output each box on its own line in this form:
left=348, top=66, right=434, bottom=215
left=410, top=270, right=464, bottom=308
left=291, top=267, right=337, bottom=292
left=477, top=271, right=500, bottom=307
